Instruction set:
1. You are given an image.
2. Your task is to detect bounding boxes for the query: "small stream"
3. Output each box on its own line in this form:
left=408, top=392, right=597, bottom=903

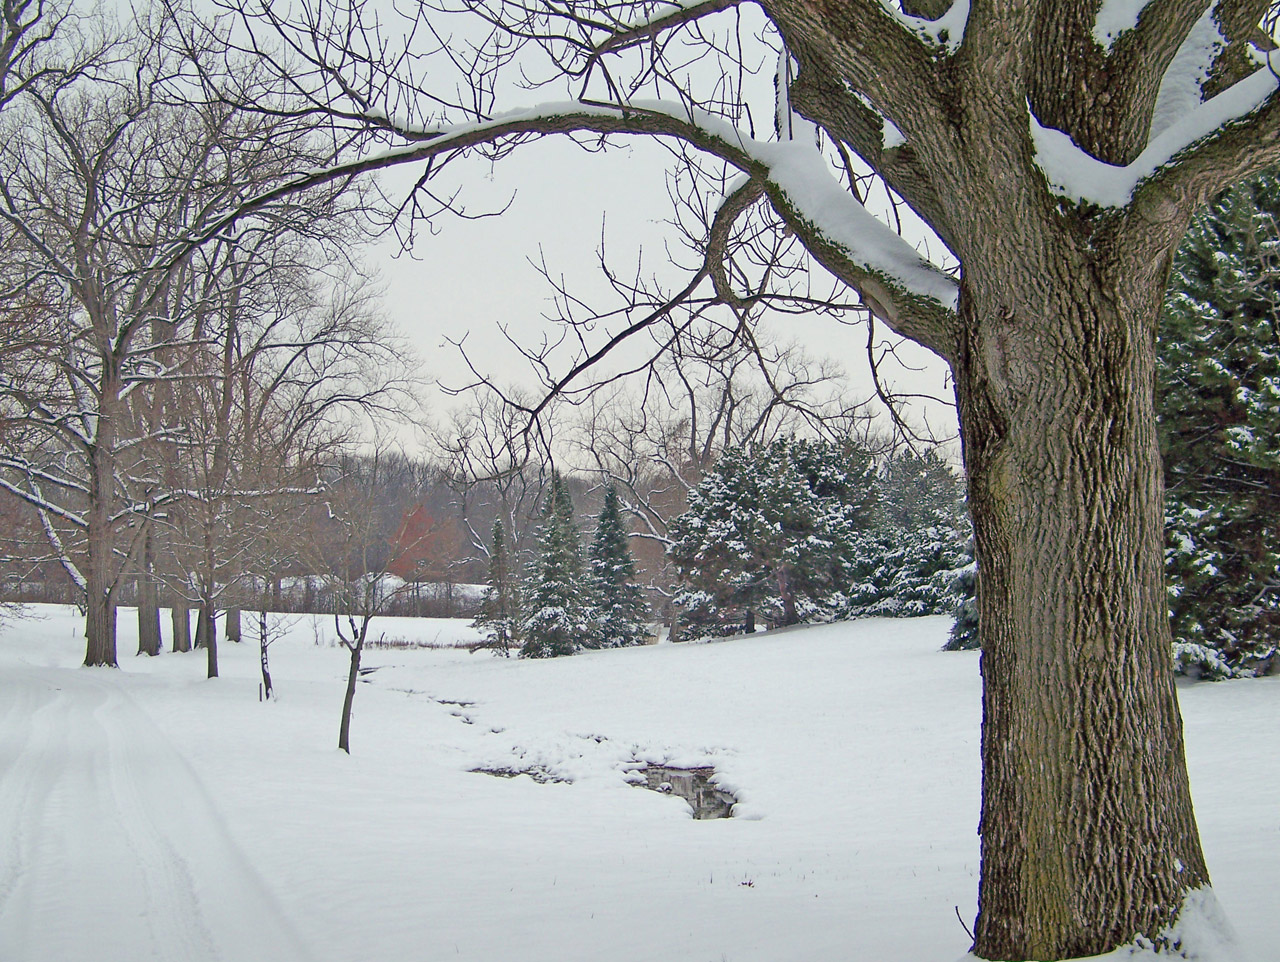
left=632, top=765, right=736, bottom=819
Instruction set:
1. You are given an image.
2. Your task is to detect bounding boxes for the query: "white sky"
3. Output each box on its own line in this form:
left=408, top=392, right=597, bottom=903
left=366, top=136, right=961, bottom=453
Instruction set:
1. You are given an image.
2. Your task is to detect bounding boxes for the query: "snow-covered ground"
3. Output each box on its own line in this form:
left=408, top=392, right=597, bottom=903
left=0, top=606, right=1275, bottom=962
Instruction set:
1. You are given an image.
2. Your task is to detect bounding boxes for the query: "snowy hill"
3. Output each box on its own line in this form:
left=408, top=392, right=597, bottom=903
left=0, top=606, right=1275, bottom=961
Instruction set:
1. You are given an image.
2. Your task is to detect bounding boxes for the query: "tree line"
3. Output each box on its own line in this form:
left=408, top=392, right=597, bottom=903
left=0, top=5, right=415, bottom=675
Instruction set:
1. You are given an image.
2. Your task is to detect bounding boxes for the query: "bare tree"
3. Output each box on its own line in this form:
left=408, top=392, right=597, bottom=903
left=434, top=388, right=558, bottom=573
left=0, top=5, right=403, bottom=670
left=300, top=450, right=419, bottom=753
left=214, top=0, right=1280, bottom=954
left=156, top=230, right=412, bottom=679
left=0, top=9, right=315, bottom=666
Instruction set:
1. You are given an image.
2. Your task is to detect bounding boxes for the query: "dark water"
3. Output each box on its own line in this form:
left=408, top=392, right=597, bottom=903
left=633, top=765, right=736, bottom=819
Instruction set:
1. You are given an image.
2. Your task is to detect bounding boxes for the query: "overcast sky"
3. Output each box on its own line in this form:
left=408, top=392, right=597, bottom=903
left=366, top=136, right=961, bottom=453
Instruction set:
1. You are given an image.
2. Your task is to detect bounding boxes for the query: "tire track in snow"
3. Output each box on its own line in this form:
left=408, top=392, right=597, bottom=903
left=0, top=665, right=315, bottom=962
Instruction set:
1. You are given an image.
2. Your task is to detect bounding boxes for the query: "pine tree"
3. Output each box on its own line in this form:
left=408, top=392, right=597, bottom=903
left=843, top=448, right=970, bottom=619
left=1159, top=171, right=1280, bottom=678
left=472, top=518, right=520, bottom=656
left=520, top=472, right=596, bottom=658
left=668, top=436, right=879, bottom=633
left=942, top=543, right=980, bottom=651
left=586, top=485, right=649, bottom=648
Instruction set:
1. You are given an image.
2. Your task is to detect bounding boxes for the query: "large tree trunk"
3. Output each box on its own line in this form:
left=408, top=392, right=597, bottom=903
left=956, top=263, right=1209, bottom=959
left=84, top=579, right=117, bottom=668
left=225, top=606, right=241, bottom=643
left=136, top=532, right=161, bottom=657
left=198, top=602, right=218, bottom=679
left=171, top=599, right=192, bottom=653
left=83, top=500, right=117, bottom=667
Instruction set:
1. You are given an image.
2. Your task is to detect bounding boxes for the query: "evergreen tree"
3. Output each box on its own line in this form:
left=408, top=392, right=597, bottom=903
left=942, top=543, right=980, bottom=651
left=1159, top=171, right=1280, bottom=678
left=520, top=472, right=596, bottom=658
left=668, top=436, right=879, bottom=633
left=842, top=448, right=970, bottom=619
left=472, top=518, right=520, bottom=656
left=586, top=485, right=649, bottom=648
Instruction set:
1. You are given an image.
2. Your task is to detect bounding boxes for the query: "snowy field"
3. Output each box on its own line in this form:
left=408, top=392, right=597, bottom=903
left=0, top=605, right=1276, bottom=962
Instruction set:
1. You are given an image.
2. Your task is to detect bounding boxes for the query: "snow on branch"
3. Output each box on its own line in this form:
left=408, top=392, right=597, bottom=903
left=195, top=97, right=959, bottom=322
left=1092, top=0, right=1159, bottom=51
left=0, top=475, right=87, bottom=529
left=1030, top=54, right=1280, bottom=208
left=747, top=139, right=958, bottom=309
left=1150, top=7, right=1227, bottom=140
left=876, top=0, right=970, bottom=54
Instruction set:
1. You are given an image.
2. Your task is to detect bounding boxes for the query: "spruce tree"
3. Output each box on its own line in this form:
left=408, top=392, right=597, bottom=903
left=472, top=518, right=519, bottom=656
left=586, top=485, right=648, bottom=648
left=1159, top=171, right=1280, bottom=678
left=843, top=448, right=970, bottom=619
left=521, top=472, right=596, bottom=658
left=669, top=436, right=879, bottom=632
left=942, top=543, right=980, bottom=651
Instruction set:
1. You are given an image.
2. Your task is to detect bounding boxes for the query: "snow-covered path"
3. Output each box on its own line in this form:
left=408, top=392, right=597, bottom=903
left=0, top=662, right=313, bottom=962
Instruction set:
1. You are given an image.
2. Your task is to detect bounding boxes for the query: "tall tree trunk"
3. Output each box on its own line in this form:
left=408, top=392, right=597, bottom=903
left=171, top=599, right=192, bottom=652
left=957, top=267, right=1208, bottom=960
left=83, top=503, right=117, bottom=667
left=136, top=531, right=161, bottom=657
left=225, top=606, right=241, bottom=643
left=199, top=602, right=218, bottom=678
left=84, top=579, right=117, bottom=668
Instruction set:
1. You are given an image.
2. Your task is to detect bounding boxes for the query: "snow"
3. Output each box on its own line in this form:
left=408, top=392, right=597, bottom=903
left=1030, top=56, right=1280, bottom=208
left=1, top=605, right=1276, bottom=962
left=1149, top=7, right=1225, bottom=140
left=883, top=116, right=907, bottom=150
left=747, top=139, right=959, bottom=308
left=878, top=0, right=970, bottom=55
left=1092, top=0, right=1156, bottom=51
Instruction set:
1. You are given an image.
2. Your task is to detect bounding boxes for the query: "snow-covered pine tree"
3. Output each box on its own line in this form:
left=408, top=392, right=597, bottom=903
left=842, top=448, right=970, bottom=619
left=942, top=542, right=980, bottom=652
left=520, top=471, right=596, bottom=658
left=668, top=436, right=879, bottom=634
left=472, top=518, right=520, bottom=656
left=586, top=485, right=648, bottom=648
left=1159, top=171, right=1280, bottom=678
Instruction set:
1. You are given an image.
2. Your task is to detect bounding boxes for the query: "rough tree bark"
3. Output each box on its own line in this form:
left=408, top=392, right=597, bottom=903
left=198, top=601, right=218, bottom=678
left=136, top=530, right=162, bottom=657
left=955, top=254, right=1208, bottom=958
left=171, top=598, right=192, bottom=653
